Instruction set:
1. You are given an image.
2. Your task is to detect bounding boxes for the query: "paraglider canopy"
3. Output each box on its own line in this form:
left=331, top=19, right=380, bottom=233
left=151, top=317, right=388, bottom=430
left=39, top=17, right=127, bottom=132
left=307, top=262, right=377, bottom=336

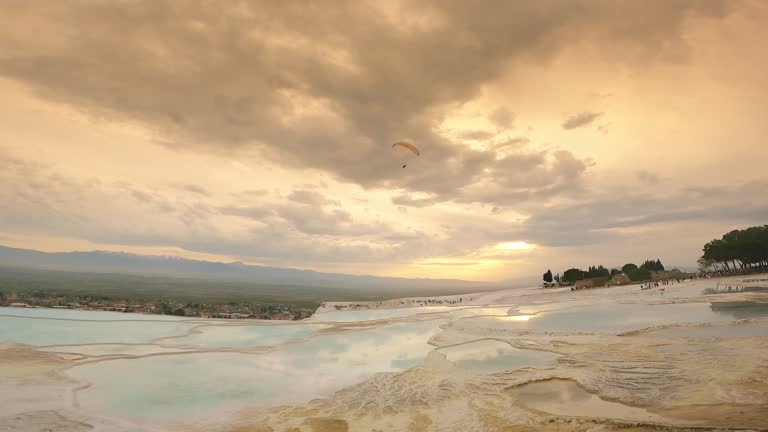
left=392, top=141, right=420, bottom=156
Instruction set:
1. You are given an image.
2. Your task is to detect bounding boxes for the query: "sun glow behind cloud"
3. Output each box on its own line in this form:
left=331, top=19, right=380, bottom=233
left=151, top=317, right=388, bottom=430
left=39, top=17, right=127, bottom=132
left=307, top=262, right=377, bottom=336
left=496, top=242, right=531, bottom=251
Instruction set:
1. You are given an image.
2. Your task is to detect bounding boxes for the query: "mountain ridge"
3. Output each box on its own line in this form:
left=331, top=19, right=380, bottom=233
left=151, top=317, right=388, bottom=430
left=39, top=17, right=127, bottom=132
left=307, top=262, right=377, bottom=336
left=0, top=245, right=495, bottom=291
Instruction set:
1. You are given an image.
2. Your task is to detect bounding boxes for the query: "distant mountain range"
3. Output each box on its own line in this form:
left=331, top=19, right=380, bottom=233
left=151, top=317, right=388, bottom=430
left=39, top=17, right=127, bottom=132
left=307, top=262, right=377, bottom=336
left=0, top=245, right=497, bottom=293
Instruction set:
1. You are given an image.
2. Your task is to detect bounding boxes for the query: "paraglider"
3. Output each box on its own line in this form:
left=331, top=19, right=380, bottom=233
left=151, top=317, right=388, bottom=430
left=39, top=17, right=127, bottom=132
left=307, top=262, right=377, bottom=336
left=392, top=141, right=420, bottom=155
left=392, top=141, right=419, bottom=168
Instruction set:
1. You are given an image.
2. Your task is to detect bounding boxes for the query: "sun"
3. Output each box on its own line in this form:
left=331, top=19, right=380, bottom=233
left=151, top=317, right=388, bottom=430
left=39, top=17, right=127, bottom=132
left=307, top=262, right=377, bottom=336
left=496, top=241, right=531, bottom=251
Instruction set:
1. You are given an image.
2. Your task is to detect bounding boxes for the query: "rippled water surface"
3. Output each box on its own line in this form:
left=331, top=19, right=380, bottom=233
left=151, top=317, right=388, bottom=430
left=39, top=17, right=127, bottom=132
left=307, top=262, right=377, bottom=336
left=438, top=340, right=560, bottom=372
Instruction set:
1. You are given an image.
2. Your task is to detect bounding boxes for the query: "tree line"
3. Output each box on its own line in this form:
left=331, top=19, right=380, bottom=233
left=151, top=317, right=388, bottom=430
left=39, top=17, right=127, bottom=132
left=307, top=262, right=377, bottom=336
left=699, top=225, right=768, bottom=272
left=544, top=259, right=665, bottom=285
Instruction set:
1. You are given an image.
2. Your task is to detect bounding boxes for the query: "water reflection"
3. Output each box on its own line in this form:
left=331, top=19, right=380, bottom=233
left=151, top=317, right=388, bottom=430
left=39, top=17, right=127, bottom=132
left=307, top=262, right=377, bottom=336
left=307, top=307, right=454, bottom=322
left=39, top=344, right=193, bottom=357
left=476, top=302, right=768, bottom=333
left=0, top=316, right=196, bottom=345
left=703, top=286, right=768, bottom=295
left=167, top=323, right=329, bottom=348
left=708, top=301, right=768, bottom=320
left=307, top=305, right=515, bottom=323
left=508, top=379, right=664, bottom=422
left=649, top=321, right=768, bottom=339
left=439, top=340, right=559, bottom=372
left=0, top=307, right=189, bottom=321
left=70, top=320, right=445, bottom=420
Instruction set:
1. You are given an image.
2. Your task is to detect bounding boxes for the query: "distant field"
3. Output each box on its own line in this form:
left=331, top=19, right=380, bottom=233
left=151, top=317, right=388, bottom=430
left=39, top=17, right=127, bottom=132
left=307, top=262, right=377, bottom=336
left=0, top=267, right=491, bottom=308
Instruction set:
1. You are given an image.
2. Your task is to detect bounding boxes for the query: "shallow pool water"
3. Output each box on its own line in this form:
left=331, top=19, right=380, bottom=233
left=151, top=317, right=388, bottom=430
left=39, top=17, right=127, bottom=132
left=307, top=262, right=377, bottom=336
left=708, top=301, right=768, bottom=319
left=0, top=316, right=196, bottom=345
left=69, top=320, right=446, bottom=419
left=6, top=278, right=767, bottom=431
left=647, top=321, right=768, bottom=339
left=508, top=379, right=666, bottom=422
left=39, top=344, right=194, bottom=357
left=308, top=305, right=519, bottom=323
left=438, top=340, right=560, bottom=372
left=469, top=301, right=768, bottom=333
left=0, top=307, right=189, bottom=321
left=445, top=306, right=514, bottom=319
left=307, top=306, right=455, bottom=322
left=164, top=323, right=329, bottom=348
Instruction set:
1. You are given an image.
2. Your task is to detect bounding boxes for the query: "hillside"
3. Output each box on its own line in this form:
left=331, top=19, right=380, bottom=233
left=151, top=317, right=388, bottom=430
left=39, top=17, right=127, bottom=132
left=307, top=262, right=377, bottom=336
left=0, top=245, right=495, bottom=296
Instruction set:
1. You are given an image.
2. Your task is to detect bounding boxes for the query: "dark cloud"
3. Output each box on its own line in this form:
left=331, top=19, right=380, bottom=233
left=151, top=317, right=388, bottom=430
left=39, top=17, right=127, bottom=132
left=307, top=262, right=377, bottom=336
left=380, top=232, right=426, bottom=244
left=512, top=180, right=768, bottom=247
left=455, top=150, right=591, bottom=205
left=277, top=205, right=344, bottom=234
left=6, top=1, right=761, bottom=271
left=489, top=107, right=515, bottom=129
left=0, top=156, right=409, bottom=263
left=0, top=0, right=730, bottom=204
left=130, top=189, right=154, bottom=204
left=636, top=170, right=661, bottom=184
left=127, top=187, right=201, bottom=215
left=459, top=130, right=497, bottom=141
left=391, top=195, right=440, bottom=208
left=217, top=205, right=273, bottom=219
left=562, top=111, right=604, bottom=130
left=225, top=190, right=386, bottom=237
left=231, top=189, right=270, bottom=201
left=490, top=137, right=530, bottom=151
left=391, top=148, right=592, bottom=207
left=280, top=205, right=389, bottom=237
left=173, top=183, right=209, bottom=196
left=287, top=189, right=339, bottom=207
left=589, top=92, right=613, bottom=100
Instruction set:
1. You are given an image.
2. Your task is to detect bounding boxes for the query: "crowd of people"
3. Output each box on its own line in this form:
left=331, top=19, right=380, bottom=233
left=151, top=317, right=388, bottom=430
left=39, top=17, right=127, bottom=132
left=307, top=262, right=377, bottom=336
left=641, top=279, right=680, bottom=290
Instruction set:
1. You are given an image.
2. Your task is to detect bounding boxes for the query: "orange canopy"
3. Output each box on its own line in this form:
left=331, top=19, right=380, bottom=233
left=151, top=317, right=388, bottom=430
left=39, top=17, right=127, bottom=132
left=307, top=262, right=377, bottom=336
left=392, top=141, right=420, bottom=156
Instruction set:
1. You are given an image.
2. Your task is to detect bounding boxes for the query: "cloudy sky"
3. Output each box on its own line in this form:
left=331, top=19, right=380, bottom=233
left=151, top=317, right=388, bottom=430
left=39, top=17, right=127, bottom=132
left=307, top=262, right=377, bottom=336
left=1, top=0, right=767, bottom=281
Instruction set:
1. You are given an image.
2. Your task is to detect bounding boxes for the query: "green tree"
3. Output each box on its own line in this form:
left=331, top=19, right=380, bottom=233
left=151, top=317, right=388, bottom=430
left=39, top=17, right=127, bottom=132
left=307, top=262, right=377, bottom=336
left=640, top=259, right=665, bottom=272
left=583, top=265, right=608, bottom=278
left=543, top=269, right=553, bottom=283
left=621, top=263, right=638, bottom=274
left=562, top=268, right=584, bottom=284
left=700, top=226, right=768, bottom=272
left=627, top=267, right=652, bottom=282
left=610, top=268, right=620, bottom=276
left=697, top=257, right=714, bottom=272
